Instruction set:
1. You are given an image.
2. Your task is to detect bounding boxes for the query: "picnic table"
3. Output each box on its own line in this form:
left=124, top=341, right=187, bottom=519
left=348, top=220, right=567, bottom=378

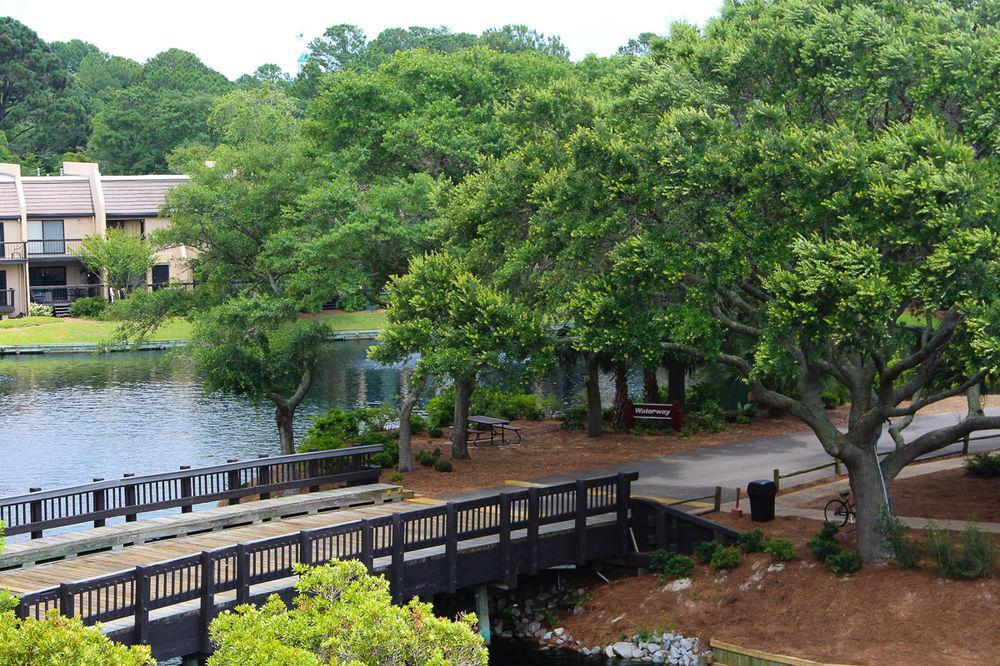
left=467, top=415, right=523, bottom=446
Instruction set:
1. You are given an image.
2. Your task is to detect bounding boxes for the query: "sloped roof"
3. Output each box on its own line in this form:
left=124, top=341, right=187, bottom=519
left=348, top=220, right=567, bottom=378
left=22, top=177, right=94, bottom=217
left=102, top=175, right=189, bottom=217
left=0, top=177, right=19, bottom=219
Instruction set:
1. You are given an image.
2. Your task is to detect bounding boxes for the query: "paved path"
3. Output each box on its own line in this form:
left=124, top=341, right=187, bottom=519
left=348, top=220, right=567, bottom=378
left=448, top=408, right=1000, bottom=504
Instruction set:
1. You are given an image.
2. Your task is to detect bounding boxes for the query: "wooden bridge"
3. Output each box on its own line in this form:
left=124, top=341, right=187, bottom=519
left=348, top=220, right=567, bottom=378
left=0, top=446, right=708, bottom=661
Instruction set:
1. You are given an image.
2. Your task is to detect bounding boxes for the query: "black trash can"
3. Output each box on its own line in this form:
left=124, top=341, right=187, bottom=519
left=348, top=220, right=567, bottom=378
left=747, top=480, right=776, bottom=522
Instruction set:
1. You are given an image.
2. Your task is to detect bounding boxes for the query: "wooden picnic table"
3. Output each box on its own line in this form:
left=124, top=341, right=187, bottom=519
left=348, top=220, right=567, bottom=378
left=468, top=415, right=522, bottom=446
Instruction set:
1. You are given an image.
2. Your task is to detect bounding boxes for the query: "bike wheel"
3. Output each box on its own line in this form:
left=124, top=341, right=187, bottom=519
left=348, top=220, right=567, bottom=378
left=823, top=499, right=851, bottom=527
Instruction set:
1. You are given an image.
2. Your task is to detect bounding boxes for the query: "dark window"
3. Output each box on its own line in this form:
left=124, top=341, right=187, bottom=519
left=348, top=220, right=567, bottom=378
left=151, top=264, right=170, bottom=288
left=29, top=265, right=66, bottom=286
left=0, top=270, right=6, bottom=290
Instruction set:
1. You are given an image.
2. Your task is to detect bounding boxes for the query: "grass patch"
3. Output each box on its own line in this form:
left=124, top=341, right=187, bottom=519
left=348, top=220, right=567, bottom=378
left=317, top=310, right=386, bottom=331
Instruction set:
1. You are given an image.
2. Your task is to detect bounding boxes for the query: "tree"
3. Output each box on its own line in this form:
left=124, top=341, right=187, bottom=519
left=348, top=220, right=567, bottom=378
left=372, top=253, right=550, bottom=460
left=479, top=24, right=570, bottom=58
left=77, top=228, right=155, bottom=301
left=0, top=612, right=153, bottom=665
left=207, top=560, right=487, bottom=665
left=0, top=18, right=68, bottom=138
left=191, top=298, right=328, bottom=455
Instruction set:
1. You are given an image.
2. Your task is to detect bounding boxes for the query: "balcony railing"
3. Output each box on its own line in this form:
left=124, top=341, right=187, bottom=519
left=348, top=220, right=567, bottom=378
left=30, top=284, right=104, bottom=305
left=0, top=242, right=27, bottom=261
left=0, top=288, right=13, bottom=313
left=0, top=239, right=84, bottom=260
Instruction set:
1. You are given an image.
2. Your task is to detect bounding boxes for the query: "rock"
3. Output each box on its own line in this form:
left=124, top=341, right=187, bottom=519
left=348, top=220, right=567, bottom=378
left=606, top=646, right=616, bottom=658
left=612, top=641, right=637, bottom=659
left=767, top=563, right=785, bottom=573
left=664, top=578, right=692, bottom=592
left=680, top=638, right=693, bottom=651
left=554, top=627, right=565, bottom=637
left=528, top=621, right=541, bottom=633
left=543, top=631, right=552, bottom=641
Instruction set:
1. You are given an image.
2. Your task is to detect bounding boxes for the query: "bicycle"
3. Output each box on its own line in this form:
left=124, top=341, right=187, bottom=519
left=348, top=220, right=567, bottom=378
left=823, top=490, right=856, bottom=527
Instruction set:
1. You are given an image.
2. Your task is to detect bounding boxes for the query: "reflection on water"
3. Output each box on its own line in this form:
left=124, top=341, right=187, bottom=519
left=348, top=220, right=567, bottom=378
left=0, top=342, right=612, bottom=496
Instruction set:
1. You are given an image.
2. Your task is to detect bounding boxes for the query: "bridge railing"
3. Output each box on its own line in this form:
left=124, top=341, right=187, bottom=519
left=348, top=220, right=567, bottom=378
left=16, top=471, right=638, bottom=652
left=0, top=446, right=383, bottom=538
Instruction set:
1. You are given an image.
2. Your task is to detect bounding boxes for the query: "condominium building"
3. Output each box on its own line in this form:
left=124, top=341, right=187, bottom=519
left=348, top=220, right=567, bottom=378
left=0, top=162, right=192, bottom=318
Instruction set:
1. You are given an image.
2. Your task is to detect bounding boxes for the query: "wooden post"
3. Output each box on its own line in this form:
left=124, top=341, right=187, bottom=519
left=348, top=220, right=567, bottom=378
left=655, top=505, right=668, bottom=550
left=391, top=513, right=405, bottom=602
left=527, top=488, right=539, bottom=574
left=616, top=473, right=630, bottom=556
left=475, top=584, right=491, bottom=646
left=92, top=478, right=106, bottom=528
left=29, top=487, right=42, bottom=539
left=962, top=434, right=970, bottom=456
left=499, top=493, right=513, bottom=587
left=199, top=551, right=215, bottom=653
left=134, top=566, right=150, bottom=645
left=179, top=466, right=193, bottom=513
left=575, top=480, right=587, bottom=565
left=58, top=583, right=75, bottom=618
left=257, top=454, right=271, bottom=501
left=226, top=459, right=240, bottom=506
left=713, top=486, right=723, bottom=513
left=298, top=531, right=312, bottom=567
left=236, top=544, right=250, bottom=604
left=834, top=458, right=842, bottom=476
left=446, top=504, right=458, bottom=593
left=772, top=468, right=780, bottom=492
left=123, top=473, right=137, bottom=523
left=360, top=520, right=374, bottom=571
left=309, top=459, right=320, bottom=493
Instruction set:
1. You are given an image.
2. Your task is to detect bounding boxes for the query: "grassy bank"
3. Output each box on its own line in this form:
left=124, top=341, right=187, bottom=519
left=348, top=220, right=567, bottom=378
left=0, top=310, right=386, bottom=346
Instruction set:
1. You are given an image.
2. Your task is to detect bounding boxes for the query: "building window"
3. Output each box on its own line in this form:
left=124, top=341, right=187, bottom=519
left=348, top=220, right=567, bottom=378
left=107, top=219, right=145, bottom=238
left=27, top=219, right=65, bottom=255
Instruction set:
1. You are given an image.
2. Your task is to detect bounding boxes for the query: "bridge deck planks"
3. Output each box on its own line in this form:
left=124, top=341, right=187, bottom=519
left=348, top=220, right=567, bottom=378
left=0, top=502, right=416, bottom=594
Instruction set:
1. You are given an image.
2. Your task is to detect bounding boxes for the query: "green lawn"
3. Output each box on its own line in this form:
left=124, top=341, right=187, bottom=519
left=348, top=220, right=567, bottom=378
left=0, top=310, right=386, bottom=346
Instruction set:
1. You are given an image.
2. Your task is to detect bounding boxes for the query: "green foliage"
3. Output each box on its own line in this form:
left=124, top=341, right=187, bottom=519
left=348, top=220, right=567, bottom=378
left=763, top=538, right=796, bottom=562
left=737, top=529, right=765, bottom=554
left=300, top=407, right=395, bottom=452
left=425, top=386, right=548, bottom=430
left=433, top=459, right=454, bottom=473
left=650, top=550, right=694, bottom=579
left=68, top=296, right=109, bottom=319
left=0, top=612, right=154, bottom=664
left=964, top=452, right=1000, bottom=478
left=27, top=303, right=53, bottom=317
left=388, top=472, right=403, bottom=484
left=825, top=551, right=864, bottom=576
left=77, top=229, right=155, bottom=300
left=559, top=404, right=588, bottom=431
left=408, top=413, right=427, bottom=434
left=208, top=560, right=487, bottom=665
left=807, top=522, right=843, bottom=562
left=416, top=449, right=442, bottom=467
left=693, top=540, right=722, bottom=564
left=876, top=508, right=919, bottom=569
left=925, top=524, right=996, bottom=579
left=709, top=545, right=742, bottom=571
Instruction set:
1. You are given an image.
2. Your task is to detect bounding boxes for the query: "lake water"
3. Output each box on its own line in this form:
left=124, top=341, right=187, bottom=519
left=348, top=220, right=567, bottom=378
left=0, top=341, right=604, bottom=497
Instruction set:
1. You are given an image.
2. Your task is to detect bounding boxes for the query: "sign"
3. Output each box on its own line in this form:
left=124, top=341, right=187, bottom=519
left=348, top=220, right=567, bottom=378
left=623, top=401, right=683, bottom=431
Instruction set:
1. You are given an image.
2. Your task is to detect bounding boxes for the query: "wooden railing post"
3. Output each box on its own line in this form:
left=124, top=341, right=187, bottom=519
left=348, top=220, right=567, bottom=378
left=962, top=434, right=970, bottom=456
left=236, top=544, right=251, bottom=604
left=527, top=488, right=539, bottom=574
left=226, top=459, right=241, bottom=506
left=199, top=551, right=216, bottom=653
left=308, top=459, right=320, bottom=493
left=257, top=454, right=271, bottom=500
left=134, top=566, right=150, bottom=645
left=179, top=466, right=193, bottom=513
left=772, top=468, right=781, bottom=492
left=298, top=531, right=313, bottom=567
left=616, top=473, right=630, bottom=556
left=391, top=513, right=405, bottom=602
left=713, top=486, right=723, bottom=513
left=575, top=480, right=587, bottom=565
left=92, top=478, right=106, bottom=528
left=123, top=473, right=137, bottom=523
left=360, top=520, right=374, bottom=571
left=834, top=458, right=843, bottom=476
left=28, top=487, right=42, bottom=539
left=59, top=583, right=75, bottom=618
left=499, top=493, right=514, bottom=587
left=446, top=504, right=458, bottom=593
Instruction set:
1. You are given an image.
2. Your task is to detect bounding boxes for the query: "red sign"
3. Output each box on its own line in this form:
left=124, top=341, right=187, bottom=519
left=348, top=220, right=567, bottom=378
left=623, top=401, right=683, bottom=431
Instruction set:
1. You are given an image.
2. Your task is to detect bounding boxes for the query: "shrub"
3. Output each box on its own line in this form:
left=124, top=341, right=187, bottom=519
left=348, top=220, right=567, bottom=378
left=876, top=508, right=919, bottom=569
left=370, top=441, right=399, bottom=468
left=560, top=404, right=588, bottom=430
left=694, top=540, right=722, bottom=564
left=925, top=524, right=996, bottom=579
left=0, top=612, right=153, bottom=664
left=68, top=296, right=108, bottom=319
left=763, top=538, right=796, bottom=562
left=388, top=472, right=403, bottom=484
left=964, top=451, right=1000, bottom=478
left=27, top=302, right=53, bottom=317
left=737, top=529, right=765, bottom=553
left=428, top=426, right=443, bottom=438
left=426, top=387, right=549, bottom=430
left=826, top=550, right=863, bottom=575
left=433, top=459, right=453, bottom=473
left=807, top=522, right=842, bottom=561
left=299, top=407, right=395, bottom=453
left=650, top=551, right=694, bottom=579
left=710, top=545, right=742, bottom=571
left=408, top=413, right=427, bottom=434
left=416, top=449, right=441, bottom=467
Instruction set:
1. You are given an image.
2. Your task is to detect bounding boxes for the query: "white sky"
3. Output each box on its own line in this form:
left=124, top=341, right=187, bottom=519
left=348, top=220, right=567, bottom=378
left=3, top=0, right=723, bottom=79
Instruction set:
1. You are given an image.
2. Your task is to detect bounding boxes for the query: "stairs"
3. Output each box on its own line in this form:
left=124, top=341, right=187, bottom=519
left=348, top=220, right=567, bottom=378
left=52, top=302, right=71, bottom=317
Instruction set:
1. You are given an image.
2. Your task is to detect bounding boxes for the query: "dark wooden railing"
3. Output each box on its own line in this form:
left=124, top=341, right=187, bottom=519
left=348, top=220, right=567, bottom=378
left=0, top=288, right=13, bottom=312
left=29, top=283, right=104, bottom=305
left=16, top=472, right=637, bottom=656
left=0, top=447, right=383, bottom=539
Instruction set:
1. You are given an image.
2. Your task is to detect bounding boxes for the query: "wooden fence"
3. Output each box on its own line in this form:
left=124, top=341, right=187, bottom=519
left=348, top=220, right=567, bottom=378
left=0, top=446, right=383, bottom=538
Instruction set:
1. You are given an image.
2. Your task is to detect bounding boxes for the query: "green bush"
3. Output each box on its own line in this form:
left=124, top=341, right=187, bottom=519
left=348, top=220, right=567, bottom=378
left=681, top=399, right=727, bottom=435
left=876, top=508, right=919, bottom=569
left=964, top=451, right=1000, bottom=478
left=694, top=540, right=722, bottom=564
left=370, top=441, right=399, bottom=468
left=807, top=522, right=842, bottom=561
left=27, top=302, right=53, bottom=317
left=925, top=524, right=996, bottom=579
left=0, top=612, right=154, bottom=664
left=299, top=407, right=395, bottom=453
left=428, top=426, right=443, bottom=438
left=426, top=387, right=549, bottom=430
left=408, top=413, right=427, bottom=434
left=433, top=459, right=453, bottom=473
left=737, top=529, right=765, bottom=553
left=560, top=404, right=588, bottom=430
left=709, top=545, right=742, bottom=571
left=820, top=382, right=851, bottom=409
left=416, top=449, right=441, bottom=467
left=650, top=551, right=695, bottom=579
left=763, top=538, right=796, bottom=562
left=69, top=296, right=109, bottom=319
left=826, top=550, right=863, bottom=575
left=388, top=472, right=403, bottom=484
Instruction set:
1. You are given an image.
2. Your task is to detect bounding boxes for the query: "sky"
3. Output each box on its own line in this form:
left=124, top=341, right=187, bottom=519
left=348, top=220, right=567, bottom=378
left=3, top=0, right=724, bottom=79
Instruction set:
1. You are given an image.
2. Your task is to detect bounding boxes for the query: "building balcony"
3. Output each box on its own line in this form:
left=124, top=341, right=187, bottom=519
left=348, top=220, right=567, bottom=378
left=30, top=283, right=104, bottom=305
left=0, top=239, right=84, bottom=262
left=0, top=288, right=14, bottom=313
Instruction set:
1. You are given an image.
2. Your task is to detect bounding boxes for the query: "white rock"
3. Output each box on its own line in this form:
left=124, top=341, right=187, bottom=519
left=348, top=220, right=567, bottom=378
left=612, top=641, right=637, bottom=659
left=554, top=627, right=565, bottom=636
left=664, top=578, right=692, bottom=592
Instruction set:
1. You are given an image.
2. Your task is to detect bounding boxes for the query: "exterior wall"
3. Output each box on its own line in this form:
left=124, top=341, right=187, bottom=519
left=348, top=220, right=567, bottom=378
left=146, top=217, right=195, bottom=283
left=2, top=218, right=24, bottom=242
left=0, top=264, right=28, bottom=316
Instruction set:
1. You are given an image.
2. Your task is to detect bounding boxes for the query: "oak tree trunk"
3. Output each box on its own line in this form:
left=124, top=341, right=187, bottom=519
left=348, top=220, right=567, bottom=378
left=612, top=362, right=629, bottom=425
left=396, top=370, right=427, bottom=473
left=667, top=360, right=686, bottom=406
left=275, top=404, right=295, bottom=456
left=451, top=378, right=474, bottom=460
left=643, top=368, right=660, bottom=403
left=844, top=436, right=893, bottom=562
left=585, top=353, right=603, bottom=438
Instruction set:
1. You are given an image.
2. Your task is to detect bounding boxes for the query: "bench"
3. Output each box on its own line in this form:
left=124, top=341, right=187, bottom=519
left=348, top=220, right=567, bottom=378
left=498, top=423, right=523, bottom=443
left=0, top=483, right=407, bottom=570
left=447, top=427, right=491, bottom=445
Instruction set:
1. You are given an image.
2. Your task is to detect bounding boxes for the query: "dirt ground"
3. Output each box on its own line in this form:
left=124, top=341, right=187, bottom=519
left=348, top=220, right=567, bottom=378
left=560, top=513, right=1000, bottom=665
left=802, top=467, right=1000, bottom=523
left=394, top=411, right=845, bottom=497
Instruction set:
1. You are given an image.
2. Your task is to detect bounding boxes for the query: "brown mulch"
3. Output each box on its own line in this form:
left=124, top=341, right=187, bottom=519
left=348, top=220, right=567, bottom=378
left=559, top=512, right=1000, bottom=666
left=393, top=412, right=847, bottom=498
left=802, top=467, right=1000, bottom=523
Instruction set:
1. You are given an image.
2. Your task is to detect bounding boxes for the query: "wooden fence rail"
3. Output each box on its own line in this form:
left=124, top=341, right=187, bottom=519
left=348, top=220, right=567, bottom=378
left=16, top=472, right=637, bottom=655
left=0, top=446, right=383, bottom=538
